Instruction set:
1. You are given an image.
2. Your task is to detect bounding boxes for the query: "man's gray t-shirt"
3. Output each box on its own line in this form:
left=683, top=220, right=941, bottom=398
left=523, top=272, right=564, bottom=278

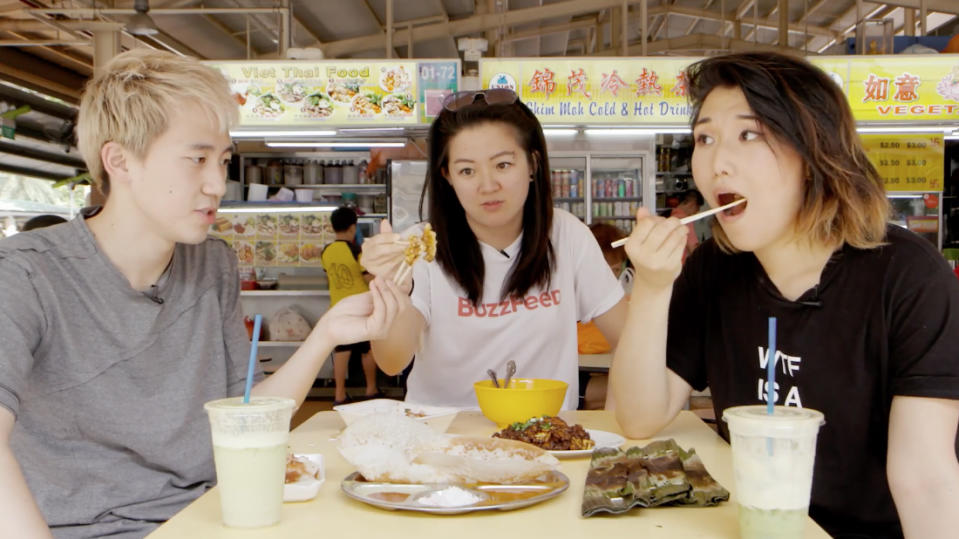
left=0, top=211, right=256, bottom=537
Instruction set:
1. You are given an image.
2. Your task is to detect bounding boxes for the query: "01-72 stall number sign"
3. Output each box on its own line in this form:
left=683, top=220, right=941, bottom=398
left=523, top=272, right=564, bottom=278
left=860, top=134, right=944, bottom=192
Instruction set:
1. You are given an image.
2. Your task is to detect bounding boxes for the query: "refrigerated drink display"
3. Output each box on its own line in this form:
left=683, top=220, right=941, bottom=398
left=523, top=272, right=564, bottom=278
left=591, top=156, right=643, bottom=234
left=550, top=156, right=588, bottom=221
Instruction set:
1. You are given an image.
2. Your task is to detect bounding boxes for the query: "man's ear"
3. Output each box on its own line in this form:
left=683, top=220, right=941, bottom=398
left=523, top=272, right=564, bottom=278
left=100, top=142, right=131, bottom=185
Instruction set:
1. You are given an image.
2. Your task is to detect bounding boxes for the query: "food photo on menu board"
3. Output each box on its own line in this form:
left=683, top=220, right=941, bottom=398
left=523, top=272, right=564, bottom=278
left=210, top=62, right=419, bottom=125
left=209, top=211, right=334, bottom=268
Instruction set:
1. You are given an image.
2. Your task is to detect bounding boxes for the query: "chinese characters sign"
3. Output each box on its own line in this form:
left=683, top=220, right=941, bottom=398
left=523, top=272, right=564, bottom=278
left=481, top=58, right=696, bottom=124
left=860, top=134, right=944, bottom=192
left=839, top=56, right=959, bottom=122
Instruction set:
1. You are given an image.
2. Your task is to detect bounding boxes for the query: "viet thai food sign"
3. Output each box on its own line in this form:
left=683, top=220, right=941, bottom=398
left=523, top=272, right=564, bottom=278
left=208, top=60, right=422, bottom=126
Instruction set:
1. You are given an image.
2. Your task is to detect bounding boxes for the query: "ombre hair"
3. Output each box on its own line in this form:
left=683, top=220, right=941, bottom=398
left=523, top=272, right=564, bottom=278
left=685, top=52, right=889, bottom=252
left=76, top=49, right=238, bottom=196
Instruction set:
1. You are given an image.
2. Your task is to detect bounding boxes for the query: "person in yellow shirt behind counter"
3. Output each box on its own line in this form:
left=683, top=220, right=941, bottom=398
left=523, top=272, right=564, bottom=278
left=321, top=207, right=383, bottom=405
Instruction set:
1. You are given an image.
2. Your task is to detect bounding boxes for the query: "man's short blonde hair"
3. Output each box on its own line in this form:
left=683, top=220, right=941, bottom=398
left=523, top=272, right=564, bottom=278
left=76, top=49, right=238, bottom=196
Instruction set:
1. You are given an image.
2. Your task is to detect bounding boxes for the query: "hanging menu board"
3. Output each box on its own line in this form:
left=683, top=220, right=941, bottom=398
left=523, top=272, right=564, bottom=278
left=860, top=134, right=945, bottom=192
left=209, top=61, right=419, bottom=126
left=210, top=210, right=335, bottom=268
left=207, top=59, right=460, bottom=127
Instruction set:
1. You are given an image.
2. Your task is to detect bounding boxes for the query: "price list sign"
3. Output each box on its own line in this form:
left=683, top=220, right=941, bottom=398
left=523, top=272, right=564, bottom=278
left=860, top=134, right=944, bottom=192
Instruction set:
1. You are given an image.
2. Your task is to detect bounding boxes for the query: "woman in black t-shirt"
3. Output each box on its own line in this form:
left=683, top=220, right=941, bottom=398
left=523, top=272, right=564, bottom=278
left=611, top=52, right=959, bottom=538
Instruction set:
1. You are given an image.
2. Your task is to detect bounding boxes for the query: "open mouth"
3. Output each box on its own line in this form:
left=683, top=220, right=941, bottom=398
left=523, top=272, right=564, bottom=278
left=717, top=192, right=747, bottom=216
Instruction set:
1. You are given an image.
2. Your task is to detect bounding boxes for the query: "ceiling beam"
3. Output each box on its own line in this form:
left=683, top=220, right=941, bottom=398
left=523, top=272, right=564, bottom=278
left=0, top=162, right=69, bottom=182
left=644, top=5, right=837, bottom=38
left=316, top=0, right=628, bottom=58
left=0, top=140, right=85, bottom=169
left=593, top=32, right=796, bottom=56
left=798, top=0, right=828, bottom=24
left=682, top=0, right=716, bottom=36
left=0, top=48, right=86, bottom=103
left=501, top=18, right=597, bottom=44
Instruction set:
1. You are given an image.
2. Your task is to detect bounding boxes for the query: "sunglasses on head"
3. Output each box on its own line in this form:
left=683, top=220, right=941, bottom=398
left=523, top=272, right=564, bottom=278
left=442, top=89, right=518, bottom=111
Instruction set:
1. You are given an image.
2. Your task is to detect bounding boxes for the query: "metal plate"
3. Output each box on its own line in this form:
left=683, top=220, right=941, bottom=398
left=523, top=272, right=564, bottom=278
left=340, top=470, right=569, bottom=514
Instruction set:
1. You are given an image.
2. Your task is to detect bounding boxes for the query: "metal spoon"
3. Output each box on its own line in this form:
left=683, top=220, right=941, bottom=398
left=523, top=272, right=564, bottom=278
left=487, top=369, right=500, bottom=388
left=503, top=360, right=516, bottom=389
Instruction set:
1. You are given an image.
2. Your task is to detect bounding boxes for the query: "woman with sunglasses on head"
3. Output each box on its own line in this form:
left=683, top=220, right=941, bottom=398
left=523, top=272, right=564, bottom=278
left=611, top=52, right=959, bottom=538
left=361, top=89, right=627, bottom=410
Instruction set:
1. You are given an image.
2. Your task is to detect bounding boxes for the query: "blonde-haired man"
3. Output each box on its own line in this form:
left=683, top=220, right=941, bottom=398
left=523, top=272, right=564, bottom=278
left=0, top=49, right=403, bottom=538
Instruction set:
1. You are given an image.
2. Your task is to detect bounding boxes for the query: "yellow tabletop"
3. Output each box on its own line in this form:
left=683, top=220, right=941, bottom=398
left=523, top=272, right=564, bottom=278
left=148, top=410, right=829, bottom=539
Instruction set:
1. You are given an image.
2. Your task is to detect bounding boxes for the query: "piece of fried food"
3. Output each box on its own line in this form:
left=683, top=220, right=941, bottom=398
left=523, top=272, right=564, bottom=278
left=421, top=224, right=436, bottom=262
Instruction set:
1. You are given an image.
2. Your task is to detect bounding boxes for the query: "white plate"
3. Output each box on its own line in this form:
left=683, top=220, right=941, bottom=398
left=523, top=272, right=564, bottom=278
left=548, top=429, right=625, bottom=458
left=284, top=453, right=325, bottom=502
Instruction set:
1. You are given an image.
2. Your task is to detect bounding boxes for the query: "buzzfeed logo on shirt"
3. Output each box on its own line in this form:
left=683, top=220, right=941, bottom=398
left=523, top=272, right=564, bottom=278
left=457, top=290, right=561, bottom=318
left=756, top=346, right=803, bottom=407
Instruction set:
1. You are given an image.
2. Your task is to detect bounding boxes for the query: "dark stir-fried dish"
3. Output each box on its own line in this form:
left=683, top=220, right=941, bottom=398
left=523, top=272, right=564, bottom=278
left=493, top=416, right=594, bottom=451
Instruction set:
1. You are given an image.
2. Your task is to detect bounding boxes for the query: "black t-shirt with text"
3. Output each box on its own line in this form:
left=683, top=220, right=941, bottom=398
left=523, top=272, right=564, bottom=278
left=667, top=225, right=959, bottom=538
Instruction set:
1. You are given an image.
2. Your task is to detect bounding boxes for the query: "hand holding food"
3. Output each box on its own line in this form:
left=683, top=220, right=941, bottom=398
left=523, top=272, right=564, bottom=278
left=359, top=220, right=408, bottom=279
left=624, top=207, right=687, bottom=290
left=313, top=277, right=405, bottom=347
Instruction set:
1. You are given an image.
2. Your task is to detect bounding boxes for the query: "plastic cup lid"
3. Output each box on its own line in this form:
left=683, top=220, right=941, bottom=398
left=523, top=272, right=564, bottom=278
left=204, top=396, right=295, bottom=414
left=723, top=405, right=824, bottom=437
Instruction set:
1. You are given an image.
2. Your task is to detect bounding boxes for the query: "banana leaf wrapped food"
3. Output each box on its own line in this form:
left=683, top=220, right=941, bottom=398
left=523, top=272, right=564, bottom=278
left=582, top=439, right=729, bottom=517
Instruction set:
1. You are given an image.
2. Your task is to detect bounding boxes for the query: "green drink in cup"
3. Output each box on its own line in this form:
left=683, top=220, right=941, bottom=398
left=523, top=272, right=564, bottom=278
left=204, top=396, right=295, bottom=528
left=723, top=405, right=825, bottom=539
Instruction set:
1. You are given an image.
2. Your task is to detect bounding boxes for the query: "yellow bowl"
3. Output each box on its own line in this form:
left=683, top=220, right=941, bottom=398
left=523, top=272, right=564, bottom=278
left=473, top=378, right=568, bottom=428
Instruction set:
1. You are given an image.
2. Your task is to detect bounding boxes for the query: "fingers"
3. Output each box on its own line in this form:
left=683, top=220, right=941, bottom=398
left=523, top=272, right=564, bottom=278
left=379, top=219, right=393, bottom=234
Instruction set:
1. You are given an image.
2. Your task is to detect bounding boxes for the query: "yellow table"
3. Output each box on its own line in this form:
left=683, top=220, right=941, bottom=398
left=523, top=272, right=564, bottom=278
left=148, top=410, right=829, bottom=538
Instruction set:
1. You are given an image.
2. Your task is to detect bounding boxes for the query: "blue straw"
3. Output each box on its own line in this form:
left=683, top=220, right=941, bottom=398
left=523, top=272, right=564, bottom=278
left=767, top=316, right=777, bottom=415
left=243, top=314, right=262, bottom=404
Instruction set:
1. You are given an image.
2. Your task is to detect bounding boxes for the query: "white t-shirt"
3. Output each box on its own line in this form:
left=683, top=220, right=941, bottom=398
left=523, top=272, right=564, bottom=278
left=405, top=209, right=623, bottom=410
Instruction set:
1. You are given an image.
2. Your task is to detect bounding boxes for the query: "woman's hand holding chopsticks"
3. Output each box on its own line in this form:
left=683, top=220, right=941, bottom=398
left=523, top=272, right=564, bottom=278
left=623, top=208, right=686, bottom=290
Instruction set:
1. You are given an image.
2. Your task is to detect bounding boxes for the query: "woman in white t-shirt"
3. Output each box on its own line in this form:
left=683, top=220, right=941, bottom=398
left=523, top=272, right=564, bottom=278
left=362, top=89, right=627, bottom=409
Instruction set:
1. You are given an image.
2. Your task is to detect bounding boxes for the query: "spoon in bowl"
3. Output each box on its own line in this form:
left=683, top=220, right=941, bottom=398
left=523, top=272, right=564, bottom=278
left=487, top=369, right=500, bottom=388
left=503, top=360, right=516, bottom=389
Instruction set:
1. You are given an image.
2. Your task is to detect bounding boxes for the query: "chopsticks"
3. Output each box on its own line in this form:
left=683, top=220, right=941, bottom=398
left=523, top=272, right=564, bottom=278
left=610, top=198, right=746, bottom=249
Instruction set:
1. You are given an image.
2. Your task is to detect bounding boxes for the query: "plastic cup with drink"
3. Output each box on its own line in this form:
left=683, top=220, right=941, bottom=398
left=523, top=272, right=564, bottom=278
left=724, top=405, right=824, bottom=539
left=204, top=396, right=295, bottom=528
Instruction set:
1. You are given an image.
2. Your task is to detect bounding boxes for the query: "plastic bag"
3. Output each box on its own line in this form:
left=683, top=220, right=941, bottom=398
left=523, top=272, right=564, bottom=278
left=270, top=306, right=312, bottom=341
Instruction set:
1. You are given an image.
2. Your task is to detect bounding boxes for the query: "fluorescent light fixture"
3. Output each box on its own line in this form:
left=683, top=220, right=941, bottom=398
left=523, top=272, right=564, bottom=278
left=230, top=129, right=337, bottom=138
left=338, top=127, right=405, bottom=133
left=543, top=128, right=578, bottom=137
left=886, top=194, right=925, bottom=199
left=856, top=126, right=952, bottom=134
left=219, top=205, right=337, bottom=213
left=265, top=141, right=406, bottom=148
left=585, top=127, right=690, bottom=136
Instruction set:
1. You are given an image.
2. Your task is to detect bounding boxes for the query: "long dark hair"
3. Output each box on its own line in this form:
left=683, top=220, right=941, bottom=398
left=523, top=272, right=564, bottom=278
left=424, top=95, right=554, bottom=305
left=686, top=52, right=889, bottom=252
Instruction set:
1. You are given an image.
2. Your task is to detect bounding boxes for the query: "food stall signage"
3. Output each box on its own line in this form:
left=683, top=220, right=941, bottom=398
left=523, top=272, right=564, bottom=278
left=480, top=58, right=696, bottom=124
left=860, top=134, right=944, bottom=192
left=209, top=60, right=425, bottom=126
left=840, top=56, right=959, bottom=122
